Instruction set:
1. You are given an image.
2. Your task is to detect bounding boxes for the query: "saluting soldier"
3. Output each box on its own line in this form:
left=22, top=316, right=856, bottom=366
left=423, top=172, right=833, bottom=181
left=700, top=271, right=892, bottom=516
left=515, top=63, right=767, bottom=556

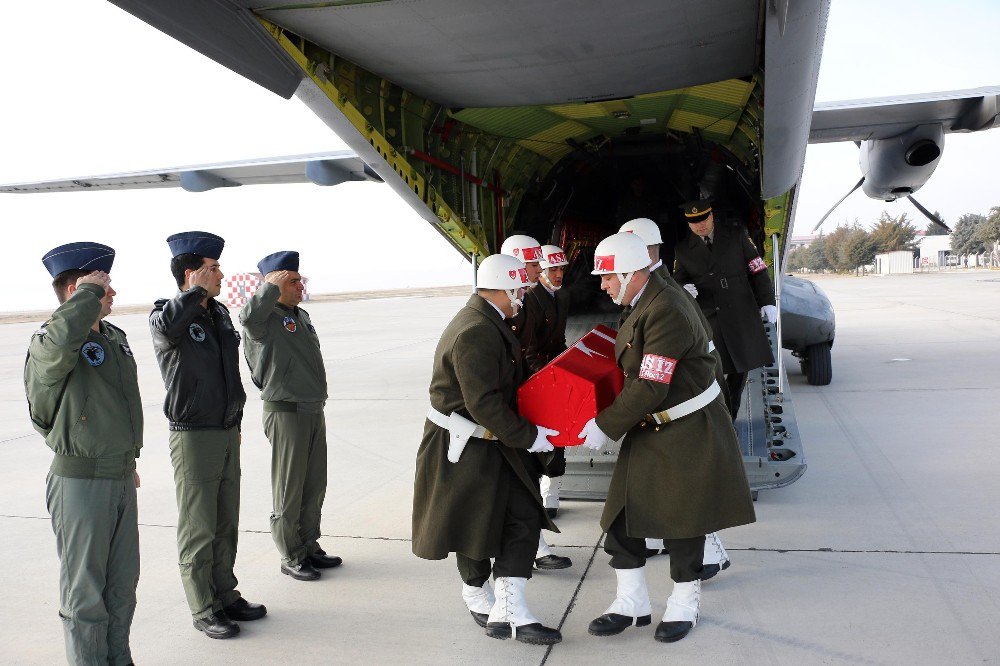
left=577, top=232, right=755, bottom=644
left=412, top=254, right=563, bottom=646
left=240, top=251, right=341, bottom=581
left=149, top=232, right=266, bottom=640
left=521, top=245, right=571, bottom=524
left=673, top=200, right=777, bottom=419
left=620, top=218, right=731, bottom=577
left=25, top=243, right=142, bottom=665
left=499, top=236, right=572, bottom=571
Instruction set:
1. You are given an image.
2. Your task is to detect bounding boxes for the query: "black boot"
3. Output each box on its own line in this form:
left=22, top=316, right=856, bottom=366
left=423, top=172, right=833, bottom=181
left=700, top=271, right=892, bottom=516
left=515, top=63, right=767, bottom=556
left=470, top=611, right=488, bottom=628
left=534, top=554, right=572, bottom=570
left=224, top=598, right=267, bottom=621
left=281, top=560, right=321, bottom=581
left=193, top=612, right=240, bottom=639
left=486, top=622, right=562, bottom=645
left=588, top=613, right=652, bottom=636
left=654, top=620, right=693, bottom=643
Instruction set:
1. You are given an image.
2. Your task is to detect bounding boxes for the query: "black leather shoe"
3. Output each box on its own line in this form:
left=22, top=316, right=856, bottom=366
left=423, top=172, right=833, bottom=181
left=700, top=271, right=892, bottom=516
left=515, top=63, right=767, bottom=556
left=534, top=554, right=572, bottom=570
left=193, top=612, right=240, bottom=639
left=701, top=559, right=731, bottom=581
left=281, top=561, right=320, bottom=581
left=545, top=507, right=558, bottom=519
left=470, top=611, right=488, bottom=628
left=486, top=622, right=562, bottom=645
left=224, top=598, right=267, bottom=621
left=644, top=548, right=669, bottom=558
left=588, top=613, right=652, bottom=636
left=307, top=548, right=343, bottom=569
left=654, top=620, right=693, bottom=643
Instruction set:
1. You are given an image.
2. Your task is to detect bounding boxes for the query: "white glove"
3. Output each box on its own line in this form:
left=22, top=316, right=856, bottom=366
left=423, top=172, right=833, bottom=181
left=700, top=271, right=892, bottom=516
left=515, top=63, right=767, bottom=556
left=760, top=304, right=778, bottom=324
left=528, top=425, right=560, bottom=453
left=577, top=418, right=613, bottom=452
left=683, top=283, right=698, bottom=298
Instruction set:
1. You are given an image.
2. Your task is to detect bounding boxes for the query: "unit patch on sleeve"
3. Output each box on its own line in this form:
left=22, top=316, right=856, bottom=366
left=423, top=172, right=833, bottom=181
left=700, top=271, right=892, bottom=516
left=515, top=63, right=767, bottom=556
left=748, top=257, right=768, bottom=274
left=639, top=354, right=677, bottom=384
left=120, top=343, right=133, bottom=357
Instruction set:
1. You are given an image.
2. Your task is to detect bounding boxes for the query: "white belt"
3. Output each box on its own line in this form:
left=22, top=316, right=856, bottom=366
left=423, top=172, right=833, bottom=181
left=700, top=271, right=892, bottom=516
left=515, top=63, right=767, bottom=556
left=646, top=379, right=722, bottom=426
left=426, top=407, right=496, bottom=463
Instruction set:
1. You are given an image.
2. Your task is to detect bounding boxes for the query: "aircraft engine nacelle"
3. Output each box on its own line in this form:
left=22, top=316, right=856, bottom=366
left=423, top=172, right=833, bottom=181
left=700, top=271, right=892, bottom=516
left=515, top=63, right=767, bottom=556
left=859, top=123, right=944, bottom=201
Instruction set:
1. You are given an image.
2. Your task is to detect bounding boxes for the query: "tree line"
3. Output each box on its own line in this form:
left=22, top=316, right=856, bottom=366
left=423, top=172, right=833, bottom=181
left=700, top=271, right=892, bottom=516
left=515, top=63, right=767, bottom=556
left=785, top=207, right=1000, bottom=273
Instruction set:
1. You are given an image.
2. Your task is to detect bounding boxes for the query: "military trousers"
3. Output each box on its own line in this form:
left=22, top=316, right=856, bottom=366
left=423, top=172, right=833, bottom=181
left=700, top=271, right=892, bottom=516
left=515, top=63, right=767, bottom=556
left=456, top=462, right=542, bottom=586
left=168, top=428, right=242, bottom=619
left=604, top=510, right=705, bottom=583
left=263, top=402, right=327, bottom=566
left=725, top=372, right=747, bottom=420
left=46, top=472, right=139, bottom=666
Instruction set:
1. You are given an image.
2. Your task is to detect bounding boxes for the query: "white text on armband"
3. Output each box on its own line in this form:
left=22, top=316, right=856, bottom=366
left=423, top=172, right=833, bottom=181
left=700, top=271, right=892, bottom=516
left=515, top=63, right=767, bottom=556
left=639, top=354, right=677, bottom=384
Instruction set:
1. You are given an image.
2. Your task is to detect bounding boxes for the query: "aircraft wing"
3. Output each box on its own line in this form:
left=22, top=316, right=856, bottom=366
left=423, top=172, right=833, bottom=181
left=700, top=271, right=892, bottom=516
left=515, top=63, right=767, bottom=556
left=0, top=150, right=381, bottom=193
left=809, top=86, right=1000, bottom=143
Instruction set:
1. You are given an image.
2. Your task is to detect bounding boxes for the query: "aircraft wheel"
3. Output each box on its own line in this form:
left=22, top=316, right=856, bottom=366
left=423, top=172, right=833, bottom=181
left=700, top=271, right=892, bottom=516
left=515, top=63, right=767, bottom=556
left=805, top=342, right=832, bottom=386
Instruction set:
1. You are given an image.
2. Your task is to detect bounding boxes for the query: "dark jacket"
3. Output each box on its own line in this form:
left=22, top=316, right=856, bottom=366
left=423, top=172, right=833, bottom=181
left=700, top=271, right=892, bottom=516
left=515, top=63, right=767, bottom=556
left=149, top=288, right=246, bottom=431
left=412, top=295, right=557, bottom=562
left=522, top=284, right=570, bottom=375
left=596, top=272, right=755, bottom=539
left=673, top=222, right=776, bottom=373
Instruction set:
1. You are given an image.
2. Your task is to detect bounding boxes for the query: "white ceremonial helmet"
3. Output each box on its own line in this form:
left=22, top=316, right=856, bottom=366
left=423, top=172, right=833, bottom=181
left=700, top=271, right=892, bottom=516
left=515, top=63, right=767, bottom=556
left=539, top=245, right=569, bottom=269
left=591, top=232, right=652, bottom=305
left=477, top=254, right=531, bottom=312
left=619, top=217, right=662, bottom=245
left=500, top=235, right=543, bottom=263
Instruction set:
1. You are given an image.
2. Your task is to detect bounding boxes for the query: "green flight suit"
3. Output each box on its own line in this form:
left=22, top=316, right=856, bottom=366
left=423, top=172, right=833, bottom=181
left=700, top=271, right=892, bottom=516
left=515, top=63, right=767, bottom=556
left=240, top=283, right=328, bottom=566
left=24, top=284, right=143, bottom=666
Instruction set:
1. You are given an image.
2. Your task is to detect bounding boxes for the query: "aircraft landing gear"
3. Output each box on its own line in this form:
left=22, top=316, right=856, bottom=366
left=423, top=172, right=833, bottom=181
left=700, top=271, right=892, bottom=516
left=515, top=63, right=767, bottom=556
left=799, top=342, right=832, bottom=386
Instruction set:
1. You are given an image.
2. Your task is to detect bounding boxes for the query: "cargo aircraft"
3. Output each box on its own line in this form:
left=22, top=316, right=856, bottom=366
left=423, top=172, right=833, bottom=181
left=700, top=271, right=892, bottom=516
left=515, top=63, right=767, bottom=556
left=3, top=0, right=999, bottom=497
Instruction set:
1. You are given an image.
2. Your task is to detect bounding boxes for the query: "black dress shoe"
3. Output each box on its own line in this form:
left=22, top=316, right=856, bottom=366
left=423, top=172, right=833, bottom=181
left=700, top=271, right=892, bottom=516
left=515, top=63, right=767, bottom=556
left=470, top=611, right=488, bottom=628
left=545, top=507, right=558, bottom=519
left=307, top=548, right=343, bottom=569
left=486, top=622, right=562, bottom=645
left=534, top=554, right=572, bottom=570
left=193, top=612, right=240, bottom=639
left=224, top=598, right=267, bottom=621
left=281, top=561, right=320, bottom=581
left=588, top=613, right=652, bottom=636
left=654, top=620, right=693, bottom=643
left=644, top=548, right=669, bottom=558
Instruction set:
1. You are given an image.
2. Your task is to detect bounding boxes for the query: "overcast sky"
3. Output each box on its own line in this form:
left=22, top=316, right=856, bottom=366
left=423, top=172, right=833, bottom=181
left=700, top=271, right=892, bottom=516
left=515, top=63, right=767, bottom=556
left=2, top=0, right=998, bottom=312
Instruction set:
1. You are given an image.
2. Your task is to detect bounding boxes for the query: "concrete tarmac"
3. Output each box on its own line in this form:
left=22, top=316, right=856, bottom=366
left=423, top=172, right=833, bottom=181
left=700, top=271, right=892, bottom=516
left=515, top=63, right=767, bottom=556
left=1, top=270, right=998, bottom=664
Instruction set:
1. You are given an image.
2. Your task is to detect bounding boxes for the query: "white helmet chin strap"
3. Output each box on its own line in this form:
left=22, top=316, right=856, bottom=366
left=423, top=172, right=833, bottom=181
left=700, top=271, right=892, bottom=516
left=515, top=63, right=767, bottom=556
left=613, top=271, right=635, bottom=306
left=505, top=288, right=524, bottom=314
left=541, top=273, right=561, bottom=291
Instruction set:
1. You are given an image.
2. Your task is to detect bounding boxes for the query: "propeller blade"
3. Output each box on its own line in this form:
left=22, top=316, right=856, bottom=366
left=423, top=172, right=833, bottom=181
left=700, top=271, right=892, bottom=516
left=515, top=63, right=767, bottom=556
left=811, top=176, right=865, bottom=233
left=907, top=195, right=952, bottom=232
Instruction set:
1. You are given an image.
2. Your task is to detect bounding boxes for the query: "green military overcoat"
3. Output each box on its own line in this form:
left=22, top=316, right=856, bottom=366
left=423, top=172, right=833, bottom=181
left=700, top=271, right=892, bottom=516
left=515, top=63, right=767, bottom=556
left=412, top=295, right=557, bottom=562
left=673, top=222, right=776, bottom=373
left=595, top=272, right=755, bottom=539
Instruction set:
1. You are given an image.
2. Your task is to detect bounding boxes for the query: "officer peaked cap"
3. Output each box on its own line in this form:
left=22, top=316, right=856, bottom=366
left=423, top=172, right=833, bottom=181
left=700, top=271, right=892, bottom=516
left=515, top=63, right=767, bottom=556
left=167, top=231, right=225, bottom=259
left=257, top=251, right=299, bottom=275
left=42, top=242, right=115, bottom=278
left=680, top=199, right=713, bottom=221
